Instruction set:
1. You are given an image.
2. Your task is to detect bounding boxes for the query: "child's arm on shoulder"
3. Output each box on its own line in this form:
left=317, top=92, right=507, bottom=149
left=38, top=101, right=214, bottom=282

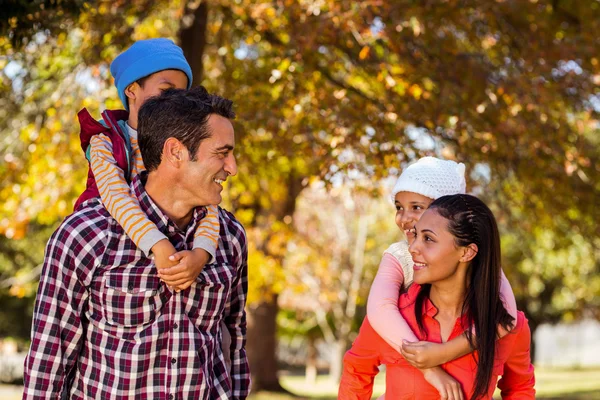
left=368, top=249, right=472, bottom=368
left=399, top=268, right=520, bottom=369
left=499, top=268, right=518, bottom=335
left=158, top=205, right=220, bottom=291
left=89, top=135, right=177, bottom=270
left=367, top=252, right=419, bottom=351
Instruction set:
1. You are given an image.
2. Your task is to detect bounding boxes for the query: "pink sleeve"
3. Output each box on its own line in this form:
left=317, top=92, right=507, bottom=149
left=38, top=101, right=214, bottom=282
left=499, top=269, right=518, bottom=337
left=366, top=253, right=419, bottom=352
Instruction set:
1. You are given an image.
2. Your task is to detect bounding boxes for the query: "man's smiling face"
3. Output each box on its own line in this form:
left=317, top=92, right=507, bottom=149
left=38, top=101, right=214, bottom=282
left=180, top=114, right=237, bottom=206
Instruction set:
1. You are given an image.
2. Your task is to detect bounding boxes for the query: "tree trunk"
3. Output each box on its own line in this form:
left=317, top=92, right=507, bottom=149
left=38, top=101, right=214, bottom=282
left=305, top=336, right=317, bottom=385
left=246, top=296, right=287, bottom=392
left=329, top=338, right=348, bottom=384
left=178, top=0, right=208, bottom=85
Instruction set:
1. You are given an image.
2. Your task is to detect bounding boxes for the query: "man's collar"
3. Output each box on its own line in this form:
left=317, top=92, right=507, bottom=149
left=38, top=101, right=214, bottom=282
left=132, top=173, right=207, bottom=234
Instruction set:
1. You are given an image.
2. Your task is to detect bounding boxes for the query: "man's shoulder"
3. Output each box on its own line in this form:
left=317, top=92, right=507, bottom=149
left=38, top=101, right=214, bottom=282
left=57, top=199, right=112, bottom=241
left=217, top=206, right=246, bottom=238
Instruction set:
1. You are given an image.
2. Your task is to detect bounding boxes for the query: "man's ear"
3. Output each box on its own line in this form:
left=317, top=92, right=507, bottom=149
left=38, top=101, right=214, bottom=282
left=460, top=243, right=478, bottom=263
left=163, top=138, right=187, bottom=166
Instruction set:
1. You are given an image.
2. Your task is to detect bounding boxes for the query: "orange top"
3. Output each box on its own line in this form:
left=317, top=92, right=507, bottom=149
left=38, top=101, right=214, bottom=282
left=339, top=284, right=535, bottom=399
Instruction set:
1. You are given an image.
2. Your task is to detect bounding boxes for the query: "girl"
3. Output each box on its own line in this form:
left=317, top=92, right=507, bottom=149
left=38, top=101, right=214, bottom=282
left=369, top=157, right=517, bottom=396
left=339, top=194, right=535, bottom=399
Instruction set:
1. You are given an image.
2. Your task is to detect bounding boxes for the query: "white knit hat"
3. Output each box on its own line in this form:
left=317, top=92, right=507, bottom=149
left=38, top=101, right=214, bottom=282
left=391, top=157, right=466, bottom=201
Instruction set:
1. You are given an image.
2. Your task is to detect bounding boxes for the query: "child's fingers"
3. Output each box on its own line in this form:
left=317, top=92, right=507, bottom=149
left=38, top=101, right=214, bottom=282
left=167, top=278, right=195, bottom=289
left=168, top=250, right=190, bottom=262
left=158, top=263, right=189, bottom=276
left=160, top=271, right=193, bottom=284
left=401, top=341, right=419, bottom=355
left=174, top=281, right=194, bottom=292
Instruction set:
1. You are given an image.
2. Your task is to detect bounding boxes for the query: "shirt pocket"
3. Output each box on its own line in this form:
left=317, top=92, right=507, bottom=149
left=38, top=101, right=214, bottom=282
left=102, top=272, right=163, bottom=327
left=187, top=263, right=235, bottom=326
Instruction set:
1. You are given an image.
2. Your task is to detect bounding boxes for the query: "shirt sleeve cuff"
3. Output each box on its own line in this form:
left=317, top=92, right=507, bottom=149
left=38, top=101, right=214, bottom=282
left=193, top=236, right=217, bottom=263
left=139, top=231, right=168, bottom=257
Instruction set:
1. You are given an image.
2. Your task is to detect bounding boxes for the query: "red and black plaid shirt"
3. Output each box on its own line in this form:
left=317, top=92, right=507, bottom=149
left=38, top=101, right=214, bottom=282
left=23, top=175, right=250, bottom=400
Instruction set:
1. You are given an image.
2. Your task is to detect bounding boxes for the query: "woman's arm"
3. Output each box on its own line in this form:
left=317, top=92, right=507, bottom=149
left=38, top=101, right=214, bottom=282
left=401, top=268, right=520, bottom=368
left=338, top=318, right=383, bottom=400
left=497, top=312, right=536, bottom=399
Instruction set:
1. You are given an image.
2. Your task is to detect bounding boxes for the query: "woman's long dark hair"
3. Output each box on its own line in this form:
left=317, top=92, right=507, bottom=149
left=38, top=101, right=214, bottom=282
left=414, top=194, right=514, bottom=400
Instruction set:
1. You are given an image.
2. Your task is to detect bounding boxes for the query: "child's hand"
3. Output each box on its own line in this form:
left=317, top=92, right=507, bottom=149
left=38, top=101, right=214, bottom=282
left=158, top=248, right=210, bottom=292
left=151, top=239, right=178, bottom=271
left=400, top=340, right=449, bottom=369
left=421, top=367, right=464, bottom=400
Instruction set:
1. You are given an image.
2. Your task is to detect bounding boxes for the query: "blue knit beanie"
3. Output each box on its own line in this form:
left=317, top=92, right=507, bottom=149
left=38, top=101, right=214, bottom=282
left=110, top=38, right=193, bottom=110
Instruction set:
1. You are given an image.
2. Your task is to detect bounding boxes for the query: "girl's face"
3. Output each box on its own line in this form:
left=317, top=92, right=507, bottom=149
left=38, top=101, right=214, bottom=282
left=394, top=191, right=434, bottom=240
left=408, top=209, right=466, bottom=285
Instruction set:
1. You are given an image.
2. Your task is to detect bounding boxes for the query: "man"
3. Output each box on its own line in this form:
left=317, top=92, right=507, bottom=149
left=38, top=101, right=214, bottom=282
left=23, top=87, right=250, bottom=399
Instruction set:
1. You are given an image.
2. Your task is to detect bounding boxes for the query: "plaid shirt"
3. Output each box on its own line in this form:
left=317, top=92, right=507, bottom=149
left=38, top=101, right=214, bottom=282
left=23, top=175, right=250, bottom=400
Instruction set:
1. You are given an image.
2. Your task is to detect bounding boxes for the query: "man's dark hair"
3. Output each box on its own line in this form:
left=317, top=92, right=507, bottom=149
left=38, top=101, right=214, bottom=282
left=138, top=86, right=235, bottom=171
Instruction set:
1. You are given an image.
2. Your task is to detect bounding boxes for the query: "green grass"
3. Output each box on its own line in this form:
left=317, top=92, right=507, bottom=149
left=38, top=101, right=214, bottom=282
left=249, top=367, right=600, bottom=400
left=2, top=367, right=599, bottom=399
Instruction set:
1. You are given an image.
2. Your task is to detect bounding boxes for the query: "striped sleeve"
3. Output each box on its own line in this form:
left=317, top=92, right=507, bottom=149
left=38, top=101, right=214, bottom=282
left=88, top=134, right=166, bottom=255
left=192, top=204, right=220, bottom=261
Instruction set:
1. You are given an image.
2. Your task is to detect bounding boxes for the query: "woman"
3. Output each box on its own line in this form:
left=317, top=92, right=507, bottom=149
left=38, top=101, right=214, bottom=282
left=368, top=157, right=518, bottom=397
left=339, top=194, right=535, bottom=399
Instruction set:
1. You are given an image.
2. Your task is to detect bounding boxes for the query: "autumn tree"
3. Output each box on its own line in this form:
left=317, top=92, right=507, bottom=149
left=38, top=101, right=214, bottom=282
left=2, top=0, right=599, bottom=391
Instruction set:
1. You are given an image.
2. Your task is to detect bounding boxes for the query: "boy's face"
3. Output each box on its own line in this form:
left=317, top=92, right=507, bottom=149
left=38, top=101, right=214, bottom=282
left=127, top=69, right=188, bottom=114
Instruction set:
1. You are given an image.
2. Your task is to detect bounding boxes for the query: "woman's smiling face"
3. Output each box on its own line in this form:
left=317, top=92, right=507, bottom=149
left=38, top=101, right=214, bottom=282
left=394, top=191, right=434, bottom=240
left=408, top=209, right=467, bottom=285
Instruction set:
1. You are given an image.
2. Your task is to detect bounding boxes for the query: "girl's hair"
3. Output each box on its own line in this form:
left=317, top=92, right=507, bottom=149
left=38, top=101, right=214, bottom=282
left=414, top=194, right=514, bottom=400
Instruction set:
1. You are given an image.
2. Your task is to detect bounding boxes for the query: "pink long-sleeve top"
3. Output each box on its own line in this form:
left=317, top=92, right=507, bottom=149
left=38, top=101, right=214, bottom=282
left=367, top=241, right=518, bottom=352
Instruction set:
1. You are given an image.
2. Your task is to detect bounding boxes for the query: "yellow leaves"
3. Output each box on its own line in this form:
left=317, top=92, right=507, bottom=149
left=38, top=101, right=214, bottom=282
left=481, top=34, right=497, bottom=49
left=422, top=78, right=435, bottom=92
left=408, top=84, right=422, bottom=99
left=409, top=16, right=422, bottom=36
left=510, top=104, right=522, bottom=116
left=98, top=4, right=109, bottom=15
left=9, top=285, right=26, bottom=298
left=358, top=46, right=370, bottom=60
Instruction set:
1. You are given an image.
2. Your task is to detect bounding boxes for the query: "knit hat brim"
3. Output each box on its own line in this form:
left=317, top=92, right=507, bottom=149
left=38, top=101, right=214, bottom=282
left=116, top=55, right=193, bottom=110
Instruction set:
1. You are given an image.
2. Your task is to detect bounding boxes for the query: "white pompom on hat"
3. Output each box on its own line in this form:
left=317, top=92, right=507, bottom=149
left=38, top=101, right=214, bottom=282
left=391, top=157, right=467, bottom=201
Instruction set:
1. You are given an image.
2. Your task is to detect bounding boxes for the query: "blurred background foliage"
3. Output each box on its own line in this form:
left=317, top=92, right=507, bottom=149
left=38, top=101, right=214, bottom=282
left=1, top=0, right=599, bottom=392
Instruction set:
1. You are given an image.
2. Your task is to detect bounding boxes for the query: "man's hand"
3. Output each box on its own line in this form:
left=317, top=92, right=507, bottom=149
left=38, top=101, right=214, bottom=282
left=158, top=248, right=210, bottom=292
left=421, top=367, right=464, bottom=400
left=400, top=340, right=452, bottom=369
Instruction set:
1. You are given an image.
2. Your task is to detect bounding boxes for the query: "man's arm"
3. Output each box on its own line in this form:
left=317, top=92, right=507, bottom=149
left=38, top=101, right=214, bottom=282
left=223, top=218, right=250, bottom=399
left=23, top=221, right=95, bottom=399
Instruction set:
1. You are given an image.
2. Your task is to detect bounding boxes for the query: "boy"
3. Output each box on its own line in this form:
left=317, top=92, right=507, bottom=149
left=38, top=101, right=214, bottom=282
left=75, top=38, right=219, bottom=290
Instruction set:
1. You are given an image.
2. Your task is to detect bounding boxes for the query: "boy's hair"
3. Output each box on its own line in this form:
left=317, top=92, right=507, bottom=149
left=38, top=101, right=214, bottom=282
left=137, top=86, right=235, bottom=172
left=110, top=38, right=193, bottom=110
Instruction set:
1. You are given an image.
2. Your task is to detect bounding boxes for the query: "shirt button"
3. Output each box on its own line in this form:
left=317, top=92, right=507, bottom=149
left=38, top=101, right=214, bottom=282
left=169, top=395, right=174, bottom=400
left=173, top=323, right=178, bottom=330
left=127, top=283, right=134, bottom=291
left=171, top=358, right=177, bottom=364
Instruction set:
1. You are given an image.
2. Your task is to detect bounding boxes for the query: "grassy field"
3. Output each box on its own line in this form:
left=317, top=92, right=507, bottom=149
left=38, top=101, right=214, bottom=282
left=250, top=367, right=600, bottom=400
left=2, top=367, right=599, bottom=399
